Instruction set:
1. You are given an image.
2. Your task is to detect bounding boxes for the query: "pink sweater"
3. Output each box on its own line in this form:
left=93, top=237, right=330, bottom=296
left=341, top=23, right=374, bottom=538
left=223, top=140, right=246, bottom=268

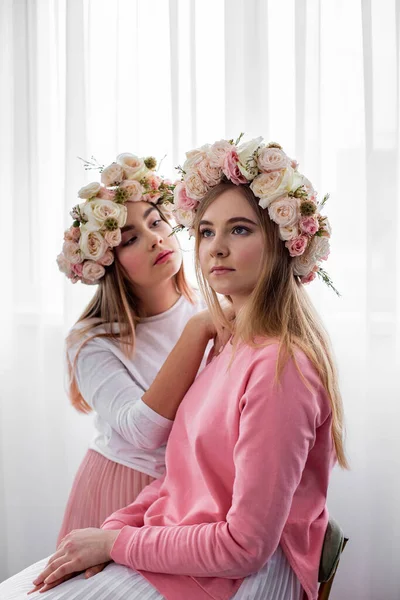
left=102, top=340, right=336, bottom=600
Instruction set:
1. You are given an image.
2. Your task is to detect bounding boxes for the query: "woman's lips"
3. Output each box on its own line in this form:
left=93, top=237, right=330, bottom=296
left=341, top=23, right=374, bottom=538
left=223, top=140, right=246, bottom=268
left=154, top=250, right=174, bottom=265
left=210, top=267, right=235, bottom=275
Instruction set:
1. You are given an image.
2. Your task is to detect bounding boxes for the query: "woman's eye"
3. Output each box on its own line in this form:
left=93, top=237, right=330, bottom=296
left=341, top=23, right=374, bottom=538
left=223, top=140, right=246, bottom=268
left=200, top=228, right=213, bottom=238
left=152, top=219, right=162, bottom=227
left=123, top=236, right=137, bottom=246
left=232, top=226, right=250, bottom=235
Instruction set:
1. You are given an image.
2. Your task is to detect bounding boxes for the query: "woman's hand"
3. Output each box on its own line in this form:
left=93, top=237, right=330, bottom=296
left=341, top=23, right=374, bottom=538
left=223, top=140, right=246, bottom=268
left=190, top=304, right=235, bottom=344
left=28, top=528, right=119, bottom=594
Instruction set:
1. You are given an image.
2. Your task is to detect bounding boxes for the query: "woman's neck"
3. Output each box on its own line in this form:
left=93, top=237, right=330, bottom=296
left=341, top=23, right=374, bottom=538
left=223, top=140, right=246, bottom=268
left=137, top=280, right=182, bottom=317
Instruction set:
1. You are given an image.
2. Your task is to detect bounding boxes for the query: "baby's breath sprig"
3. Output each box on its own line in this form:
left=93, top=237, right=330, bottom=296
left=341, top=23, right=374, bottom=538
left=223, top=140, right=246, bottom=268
left=316, top=267, right=340, bottom=297
left=318, top=193, right=330, bottom=210
left=175, top=165, right=186, bottom=176
left=77, top=156, right=104, bottom=173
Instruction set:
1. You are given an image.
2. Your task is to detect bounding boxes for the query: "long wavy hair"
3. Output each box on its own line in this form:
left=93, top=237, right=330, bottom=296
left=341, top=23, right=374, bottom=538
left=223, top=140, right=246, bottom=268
left=67, top=206, right=196, bottom=413
left=194, top=182, right=348, bottom=469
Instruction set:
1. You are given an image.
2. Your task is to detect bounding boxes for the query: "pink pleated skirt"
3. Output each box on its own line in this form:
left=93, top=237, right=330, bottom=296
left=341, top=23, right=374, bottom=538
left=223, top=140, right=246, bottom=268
left=57, top=449, right=155, bottom=547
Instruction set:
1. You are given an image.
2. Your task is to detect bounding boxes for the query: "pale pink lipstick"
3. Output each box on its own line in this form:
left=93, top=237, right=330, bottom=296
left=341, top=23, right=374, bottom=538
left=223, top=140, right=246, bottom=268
left=210, top=266, right=235, bottom=275
left=154, top=250, right=174, bottom=265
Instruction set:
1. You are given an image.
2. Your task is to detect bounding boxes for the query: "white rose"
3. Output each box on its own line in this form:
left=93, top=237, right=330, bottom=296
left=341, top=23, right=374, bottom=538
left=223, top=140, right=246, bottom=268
left=268, top=196, right=299, bottom=227
left=251, top=167, right=294, bottom=208
left=312, top=236, right=330, bottom=261
left=117, top=153, right=149, bottom=181
left=183, top=144, right=211, bottom=171
left=292, top=250, right=316, bottom=276
left=279, top=225, right=299, bottom=241
left=101, top=163, right=125, bottom=186
left=237, top=137, right=263, bottom=180
left=79, top=229, right=108, bottom=261
left=173, top=208, right=195, bottom=228
left=82, top=261, right=106, bottom=282
left=82, top=200, right=127, bottom=228
left=184, top=171, right=209, bottom=200
left=78, top=182, right=101, bottom=199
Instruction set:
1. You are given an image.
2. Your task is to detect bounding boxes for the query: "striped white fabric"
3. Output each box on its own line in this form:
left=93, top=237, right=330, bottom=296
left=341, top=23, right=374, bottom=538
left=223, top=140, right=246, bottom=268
left=0, top=545, right=303, bottom=600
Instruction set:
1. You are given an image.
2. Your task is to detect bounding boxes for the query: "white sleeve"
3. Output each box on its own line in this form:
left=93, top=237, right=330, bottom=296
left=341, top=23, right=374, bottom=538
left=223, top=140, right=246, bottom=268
left=69, top=340, right=173, bottom=451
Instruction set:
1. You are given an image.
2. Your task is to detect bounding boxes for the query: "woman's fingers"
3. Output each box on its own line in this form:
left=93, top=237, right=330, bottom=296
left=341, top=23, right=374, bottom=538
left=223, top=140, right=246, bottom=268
left=85, top=561, right=109, bottom=578
left=43, top=561, right=77, bottom=585
left=32, top=550, right=65, bottom=586
left=38, top=573, right=76, bottom=594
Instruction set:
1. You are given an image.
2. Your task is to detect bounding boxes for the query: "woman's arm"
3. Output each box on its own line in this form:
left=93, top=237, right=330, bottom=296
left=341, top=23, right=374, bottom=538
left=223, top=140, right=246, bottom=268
left=70, top=311, right=216, bottom=450
left=141, top=311, right=215, bottom=419
left=103, top=352, right=327, bottom=578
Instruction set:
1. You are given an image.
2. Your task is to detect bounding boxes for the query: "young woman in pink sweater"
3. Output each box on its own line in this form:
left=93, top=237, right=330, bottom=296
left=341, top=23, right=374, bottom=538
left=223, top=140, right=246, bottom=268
left=0, top=138, right=347, bottom=600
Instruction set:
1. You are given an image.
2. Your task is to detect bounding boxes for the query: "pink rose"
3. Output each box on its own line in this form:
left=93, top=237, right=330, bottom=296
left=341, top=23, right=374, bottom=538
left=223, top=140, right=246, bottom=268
left=222, top=149, right=249, bottom=185
left=299, top=216, right=319, bottom=236
left=119, top=179, right=143, bottom=202
left=208, top=140, right=232, bottom=168
left=98, top=249, right=114, bottom=267
left=71, top=263, right=84, bottom=277
left=184, top=171, right=209, bottom=200
left=56, top=253, right=71, bottom=275
left=97, top=187, right=116, bottom=200
left=174, top=182, right=199, bottom=211
left=62, top=241, right=83, bottom=264
left=64, top=226, right=81, bottom=242
left=104, top=229, right=122, bottom=247
left=142, top=191, right=161, bottom=202
left=197, top=158, right=222, bottom=186
left=300, top=271, right=316, bottom=284
left=268, top=196, right=299, bottom=227
left=101, top=163, right=124, bottom=186
left=257, top=147, right=291, bottom=173
left=82, top=261, right=105, bottom=282
left=147, top=174, right=163, bottom=190
left=285, top=235, right=308, bottom=257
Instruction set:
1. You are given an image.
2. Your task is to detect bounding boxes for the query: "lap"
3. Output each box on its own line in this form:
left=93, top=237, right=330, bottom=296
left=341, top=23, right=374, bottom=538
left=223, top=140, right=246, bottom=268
left=0, top=557, right=164, bottom=600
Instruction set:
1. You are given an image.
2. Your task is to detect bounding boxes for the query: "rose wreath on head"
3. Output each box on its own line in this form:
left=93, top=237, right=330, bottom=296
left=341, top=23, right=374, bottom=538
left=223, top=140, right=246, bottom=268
left=170, top=134, right=339, bottom=295
left=57, top=153, right=175, bottom=285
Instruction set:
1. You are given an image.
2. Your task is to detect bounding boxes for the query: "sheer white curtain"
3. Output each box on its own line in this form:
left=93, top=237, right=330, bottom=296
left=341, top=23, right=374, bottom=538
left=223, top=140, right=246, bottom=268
left=0, top=1, right=399, bottom=598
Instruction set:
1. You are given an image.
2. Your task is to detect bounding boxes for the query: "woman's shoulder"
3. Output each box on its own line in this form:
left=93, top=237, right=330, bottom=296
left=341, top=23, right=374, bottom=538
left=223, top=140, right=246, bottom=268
left=242, top=339, right=323, bottom=388
left=66, top=320, right=119, bottom=357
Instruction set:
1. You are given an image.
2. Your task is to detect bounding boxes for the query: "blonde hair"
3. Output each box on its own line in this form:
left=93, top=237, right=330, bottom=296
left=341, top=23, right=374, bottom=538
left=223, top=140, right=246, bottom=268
left=194, top=182, right=348, bottom=469
left=68, top=208, right=196, bottom=413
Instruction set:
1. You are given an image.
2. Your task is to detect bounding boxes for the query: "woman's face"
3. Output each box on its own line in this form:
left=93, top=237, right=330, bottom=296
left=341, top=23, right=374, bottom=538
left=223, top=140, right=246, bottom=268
left=115, top=201, right=182, bottom=288
left=198, top=188, right=265, bottom=305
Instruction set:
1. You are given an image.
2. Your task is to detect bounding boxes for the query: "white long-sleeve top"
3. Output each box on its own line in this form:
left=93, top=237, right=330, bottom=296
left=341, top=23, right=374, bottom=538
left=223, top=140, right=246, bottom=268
left=67, top=295, right=205, bottom=478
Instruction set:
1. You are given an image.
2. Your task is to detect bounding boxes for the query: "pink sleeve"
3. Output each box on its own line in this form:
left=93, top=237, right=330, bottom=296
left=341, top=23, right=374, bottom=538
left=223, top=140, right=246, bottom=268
left=101, top=478, right=163, bottom=531
left=109, top=354, right=326, bottom=578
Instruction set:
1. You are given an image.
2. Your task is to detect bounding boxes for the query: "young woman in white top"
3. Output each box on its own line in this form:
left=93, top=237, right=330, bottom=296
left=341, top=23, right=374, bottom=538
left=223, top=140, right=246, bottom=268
left=55, top=153, right=215, bottom=547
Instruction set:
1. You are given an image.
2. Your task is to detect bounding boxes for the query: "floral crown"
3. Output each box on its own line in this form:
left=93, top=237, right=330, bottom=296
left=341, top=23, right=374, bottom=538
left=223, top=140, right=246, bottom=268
left=172, top=134, right=338, bottom=294
left=57, top=153, right=175, bottom=285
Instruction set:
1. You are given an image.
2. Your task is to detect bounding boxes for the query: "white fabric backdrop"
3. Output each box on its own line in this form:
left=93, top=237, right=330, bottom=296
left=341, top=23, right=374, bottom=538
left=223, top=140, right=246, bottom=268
left=0, top=1, right=399, bottom=598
